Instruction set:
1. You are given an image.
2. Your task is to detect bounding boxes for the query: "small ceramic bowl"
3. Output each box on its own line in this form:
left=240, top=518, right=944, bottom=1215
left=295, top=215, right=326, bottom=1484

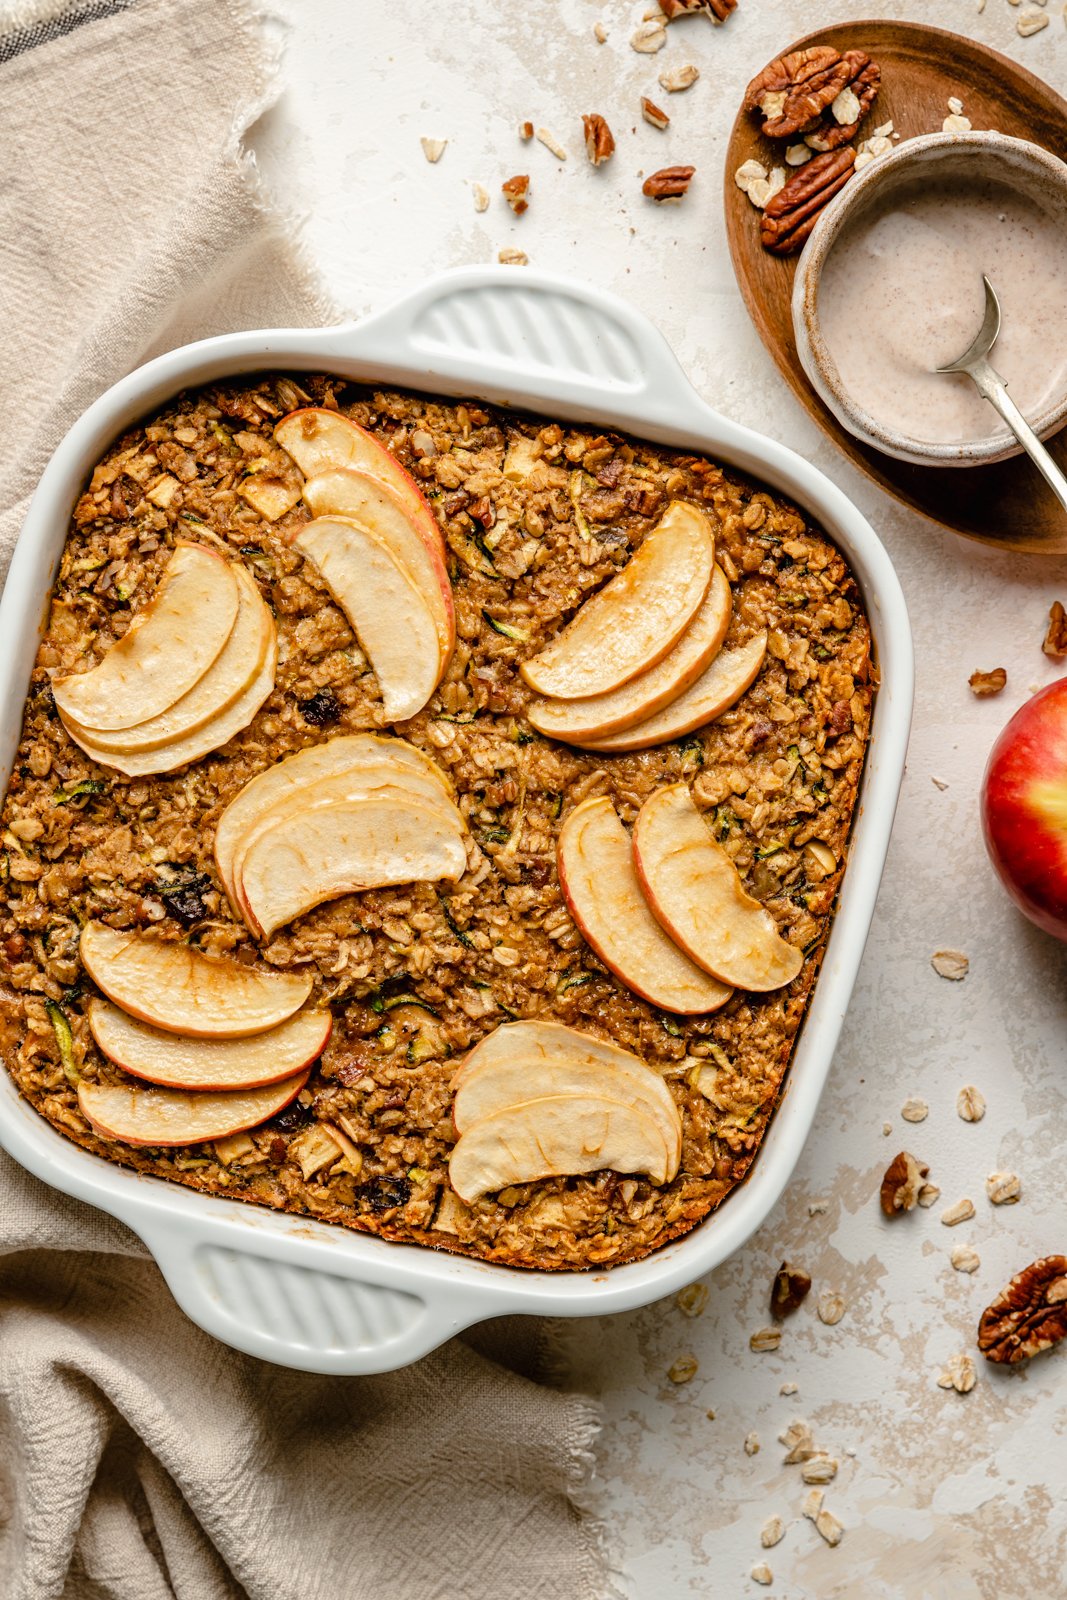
left=792, top=130, right=1067, bottom=468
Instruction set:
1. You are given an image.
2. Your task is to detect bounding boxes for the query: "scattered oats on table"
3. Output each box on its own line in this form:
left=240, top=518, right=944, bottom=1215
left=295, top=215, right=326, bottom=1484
left=942, top=1197, right=977, bottom=1226
left=471, top=182, right=490, bottom=213
left=677, top=1281, right=709, bottom=1317
left=803, top=1488, right=824, bottom=1521
left=817, top=1288, right=846, bottom=1325
left=750, top=1326, right=781, bottom=1352
left=801, top=1453, right=838, bottom=1484
left=631, top=17, right=667, bottom=51
left=987, top=1170, right=1021, bottom=1206
left=815, top=1507, right=845, bottom=1546
left=761, top=1515, right=785, bottom=1548
left=1017, top=5, right=1050, bottom=34
left=751, top=1565, right=773, bottom=1587
left=668, top=1354, right=699, bottom=1384
left=593, top=20, right=608, bottom=43
left=951, top=1244, right=981, bottom=1273
left=535, top=127, right=567, bottom=161
left=901, top=1096, right=928, bottom=1123
left=932, top=949, right=969, bottom=980
left=659, top=63, right=700, bottom=93
left=918, top=1181, right=941, bottom=1208
left=744, top=1431, right=761, bottom=1456
left=780, top=1380, right=798, bottom=1395
left=957, top=1085, right=986, bottom=1122
left=938, top=1352, right=977, bottom=1393
left=780, top=1418, right=815, bottom=1463
left=497, top=248, right=528, bottom=265
left=420, top=136, right=447, bottom=163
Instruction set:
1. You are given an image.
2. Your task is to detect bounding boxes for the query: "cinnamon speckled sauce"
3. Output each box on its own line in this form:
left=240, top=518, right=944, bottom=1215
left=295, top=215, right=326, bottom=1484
left=817, top=172, right=1067, bottom=444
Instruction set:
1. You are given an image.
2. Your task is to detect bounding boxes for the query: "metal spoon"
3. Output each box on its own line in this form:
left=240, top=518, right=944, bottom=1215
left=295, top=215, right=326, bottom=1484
left=935, top=276, right=1067, bottom=511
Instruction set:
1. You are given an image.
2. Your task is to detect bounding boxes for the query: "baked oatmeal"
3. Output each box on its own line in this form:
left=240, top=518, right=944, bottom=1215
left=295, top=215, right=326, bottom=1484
left=0, top=375, right=873, bottom=1270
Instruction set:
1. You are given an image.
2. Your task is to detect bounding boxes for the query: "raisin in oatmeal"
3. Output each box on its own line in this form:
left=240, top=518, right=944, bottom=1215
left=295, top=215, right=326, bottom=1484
left=0, top=375, right=873, bottom=1270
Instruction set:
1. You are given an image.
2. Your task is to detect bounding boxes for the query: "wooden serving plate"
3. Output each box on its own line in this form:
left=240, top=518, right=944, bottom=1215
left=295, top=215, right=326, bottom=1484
left=724, top=20, right=1067, bottom=554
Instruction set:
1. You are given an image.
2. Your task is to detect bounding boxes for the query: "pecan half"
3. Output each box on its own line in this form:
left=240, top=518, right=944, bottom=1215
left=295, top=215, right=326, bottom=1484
left=1043, top=600, right=1067, bottom=658
left=643, top=165, right=696, bottom=201
left=978, top=1256, right=1067, bottom=1364
left=502, top=174, right=530, bottom=215
left=770, top=1261, right=812, bottom=1319
left=880, top=1150, right=929, bottom=1216
left=582, top=113, right=615, bottom=166
left=744, top=46, right=850, bottom=140
left=661, top=0, right=737, bottom=18
left=969, top=667, right=1007, bottom=696
left=803, top=52, right=882, bottom=152
left=760, top=148, right=856, bottom=255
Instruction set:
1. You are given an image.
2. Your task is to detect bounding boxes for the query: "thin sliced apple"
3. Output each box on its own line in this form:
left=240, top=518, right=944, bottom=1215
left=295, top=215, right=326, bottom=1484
left=557, top=797, right=733, bottom=1014
left=581, top=632, right=767, bottom=753
left=69, top=632, right=277, bottom=776
left=529, top=566, right=732, bottom=743
left=65, top=566, right=272, bottom=753
left=449, top=1094, right=674, bottom=1203
left=302, top=468, right=453, bottom=661
left=455, top=1019, right=683, bottom=1163
left=214, top=734, right=453, bottom=906
left=78, top=1072, right=308, bottom=1148
left=452, top=1030, right=682, bottom=1163
left=88, top=998, right=331, bottom=1090
left=53, top=544, right=239, bottom=731
left=231, top=769, right=464, bottom=933
left=80, top=923, right=313, bottom=1037
left=633, top=784, right=803, bottom=991
left=239, top=796, right=467, bottom=940
left=293, top=515, right=440, bottom=722
left=519, top=501, right=715, bottom=700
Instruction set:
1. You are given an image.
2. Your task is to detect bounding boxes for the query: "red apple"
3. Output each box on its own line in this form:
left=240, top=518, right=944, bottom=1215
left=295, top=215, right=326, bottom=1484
left=981, top=679, right=1067, bottom=940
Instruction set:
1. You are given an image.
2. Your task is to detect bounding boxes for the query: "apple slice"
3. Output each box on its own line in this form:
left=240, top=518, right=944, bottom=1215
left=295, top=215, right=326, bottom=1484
left=519, top=501, right=715, bottom=700
left=64, top=566, right=272, bottom=753
left=214, top=733, right=453, bottom=906
left=455, top=1019, right=683, bottom=1161
left=293, top=515, right=440, bottom=722
left=452, top=1025, right=682, bottom=1163
left=449, top=1094, right=673, bottom=1203
left=580, top=631, right=767, bottom=753
left=68, top=630, right=277, bottom=777
left=238, top=796, right=467, bottom=939
left=80, top=922, right=313, bottom=1037
left=529, top=566, right=732, bottom=743
left=557, top=797, right=733, bottom=1014
left=633, top=784, right=803, bottom=991
left=53, top=543, right=238, bottom=731
left=302, top=468, right=453, bottom=660
left=78, top=1072, right=308, bottom=1148
left=88, top=997, right=331, bottom=1090
left=230, top=769, right=464, bottom=933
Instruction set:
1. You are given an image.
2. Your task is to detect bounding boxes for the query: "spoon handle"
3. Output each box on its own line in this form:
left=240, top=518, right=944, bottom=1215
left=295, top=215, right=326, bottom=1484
left=968, top=358, right=1067, bottom=513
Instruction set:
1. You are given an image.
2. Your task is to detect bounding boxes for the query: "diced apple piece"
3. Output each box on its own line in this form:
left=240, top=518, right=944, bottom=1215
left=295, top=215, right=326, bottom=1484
left=293, top=515, right=440, bottom=723
left=529, top=566, right=732, bottom=743
left=80, top=922, right=313, bottom=1037
left=53, top=543, right=238, bottom=731
left=519, top=501, right=715, bottom=699
left=213, top=734, right=453, bottom=906
left=449, top=1094, right=673, bottom=1202
left=64, top=566, right=272, bottom=753
left=236, top=474, right=302, bottom=522
left=455, top=1019, right=682, bottom=1162
left=230, top=769, right=464, bottom=932
left=238, top=797, right=467, bottom=940
left=580, top=632, right=767, bottom=753
left=557, top=797, right=732, bottom=1014
left=452, top=1024, right=682, bottom=1162
left=88, top=998, right=331, bottom=1090
left=301, top=469, right=454, bottom=664
left=78, top=1072, right=308, bottom=1148
left=633, top=784, right=803, bottom=991
left=503, top=436, right=542, bottom=483
left=68, top=629, right=277, bottom=777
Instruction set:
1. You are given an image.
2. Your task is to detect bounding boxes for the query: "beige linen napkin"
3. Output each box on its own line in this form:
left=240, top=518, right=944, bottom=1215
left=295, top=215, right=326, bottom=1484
left=0, top=4, right=607, bottom=1597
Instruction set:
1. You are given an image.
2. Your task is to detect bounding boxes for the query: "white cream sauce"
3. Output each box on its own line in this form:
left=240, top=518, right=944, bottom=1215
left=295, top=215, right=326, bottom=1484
left=817, top=175, right=1067, bottom=445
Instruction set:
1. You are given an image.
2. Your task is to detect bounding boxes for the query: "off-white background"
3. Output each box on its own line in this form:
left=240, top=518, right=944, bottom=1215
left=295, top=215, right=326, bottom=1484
left=252, top=4, right=1067, bottom=1595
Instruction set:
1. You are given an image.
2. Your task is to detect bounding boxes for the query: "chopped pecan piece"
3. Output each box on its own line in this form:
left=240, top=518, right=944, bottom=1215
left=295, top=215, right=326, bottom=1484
left=502, top=174, right=530, bottom=215
left=661, top=0, right=737, bottom=17
left=641, top=96, right=670, bottom=130
left=643, top=165, right=696, bottom=201
left=770, top=1261, right=812, bottom=1319
left=760, top=148, right=856, bottom=255
left=744, top=46, right=851, bottom=140
left=803, top=52, right=881, bottom=152
left=880, top=1150, right=929, bottom=1216
left=969, top=667, right=1007, bottom=696
left=978, top=1256, right=1067, bottom=1364
left=582, top=113, right=615, bottom=166
left=1043, top=600, right=1067, bottom=658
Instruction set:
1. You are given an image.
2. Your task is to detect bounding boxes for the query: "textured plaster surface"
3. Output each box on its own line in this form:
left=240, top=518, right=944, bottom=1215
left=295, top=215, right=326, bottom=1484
left=252, top=4, right=1067, bottom=1594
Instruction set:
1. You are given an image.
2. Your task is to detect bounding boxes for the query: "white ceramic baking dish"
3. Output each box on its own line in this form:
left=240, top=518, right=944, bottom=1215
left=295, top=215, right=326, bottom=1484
left=0, top=267, right=912, bottom=1374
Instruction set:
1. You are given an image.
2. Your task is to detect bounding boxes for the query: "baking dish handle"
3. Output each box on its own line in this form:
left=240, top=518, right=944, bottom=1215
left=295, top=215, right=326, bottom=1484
left=331, top=266, right=701, bottom=428
left=133, top=1216, right=501, bottom=1375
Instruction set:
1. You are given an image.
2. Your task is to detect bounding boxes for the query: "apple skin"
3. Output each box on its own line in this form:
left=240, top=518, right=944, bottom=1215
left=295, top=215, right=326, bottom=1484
left=981, top=679, right=1067, bottom=941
